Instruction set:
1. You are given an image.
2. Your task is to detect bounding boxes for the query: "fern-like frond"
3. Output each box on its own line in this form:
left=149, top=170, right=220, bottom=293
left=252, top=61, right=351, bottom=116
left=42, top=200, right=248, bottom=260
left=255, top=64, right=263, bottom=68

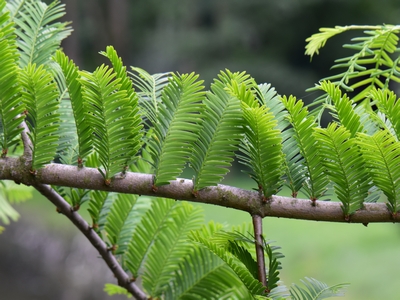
left=87, top=190, right=109, bottom=232
left=142, top=201, right=204, bottom=297
left=357, top=129, right=400, bottom=213
left=238, top=103, right=285, bottom=199
left=56, top=99, right=77, bottom=158
left=129, top=67, right=170, bottom=126
left=101, top=46, right=143, bottom=166
left=0, top=5, right=24, bottom=157
left=126, top=199, right=177, bottom=279
left=190, top=230, right=267, bottom=297
left=191, top=74, right=243, bottom=190
left=0, top=185, right=19, bottom=225
left=290, top=277, right=348, bottom=300
left=256, top=83, right=284, bottom=124
left=370, top=88, right=400, bottom=139
left=226, top=240, right=258, bottom=280
left=165, top=246, right=252, bottom=300
left=217, top=69, right=257, bottom=89
left=104, top=283, right=132, bottom=298
left=104, top=193, right=139, bottom=254
left=79, top=64, right=142, bottom=181
left=0, top=181, right=32, bottom=224
left=264, top=243, right=279, bottom=293
left=257, top=84, right=304, bottom=197
left=310, top=25, right=400, bottom=102
left=54, top=50, right=92, bottom=164
left=149, top=72, right=205, bottom=186
left=226, top=78, right=285, bottom=198
left=9, top=0, right=72, bottom=67
left=281, top=95, right=328, bottom=200
left=319, top=81, right=364, bottom=137
left=305, top=26, right=350, bottom=59
left=314, top=124, right=370, bottom=216
left=20, top=63, right=59, bottom=171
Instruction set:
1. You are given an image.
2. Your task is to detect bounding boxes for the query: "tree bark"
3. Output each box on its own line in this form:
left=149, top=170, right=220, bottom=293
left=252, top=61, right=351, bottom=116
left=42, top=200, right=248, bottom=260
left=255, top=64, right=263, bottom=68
left=0, top=158, right=398, bottom=224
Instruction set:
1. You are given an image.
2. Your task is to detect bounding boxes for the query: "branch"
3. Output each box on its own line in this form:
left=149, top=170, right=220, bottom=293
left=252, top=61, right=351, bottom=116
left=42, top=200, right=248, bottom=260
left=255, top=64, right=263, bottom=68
left=33, top=183, right=147, bottom=300
left=0, top=159, right=399, bottom=223
left=11, top=123, right=148, bottom=299
left=20, top=120, right=32, bottom=158
left=252, top=215, right=266, bottom=286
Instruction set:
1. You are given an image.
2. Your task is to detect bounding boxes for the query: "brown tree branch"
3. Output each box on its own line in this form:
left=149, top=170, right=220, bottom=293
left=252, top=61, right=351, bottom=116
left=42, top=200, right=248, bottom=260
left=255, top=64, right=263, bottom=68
left=252, top=215, right=266, bottom=286
left=33, top=182, right=148, bottom=300
left=0, top=158, right=399, bottom=223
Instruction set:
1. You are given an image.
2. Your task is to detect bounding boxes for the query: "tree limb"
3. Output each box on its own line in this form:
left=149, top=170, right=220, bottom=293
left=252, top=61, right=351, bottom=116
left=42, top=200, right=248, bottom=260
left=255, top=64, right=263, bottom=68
left=33, top=182, right=148, bottom=300
left=0, top=158, right=398, bottom=223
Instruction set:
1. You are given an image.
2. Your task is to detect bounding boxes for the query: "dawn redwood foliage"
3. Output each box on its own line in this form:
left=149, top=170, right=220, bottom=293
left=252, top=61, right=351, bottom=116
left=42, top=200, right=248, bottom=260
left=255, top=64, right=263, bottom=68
left=1, top=1, right=400, bottom=299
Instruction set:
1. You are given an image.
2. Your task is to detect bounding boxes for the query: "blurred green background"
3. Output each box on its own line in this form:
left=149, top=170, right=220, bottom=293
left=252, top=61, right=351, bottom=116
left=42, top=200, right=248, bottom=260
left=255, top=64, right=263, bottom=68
left=1, top=0, right=400, bottom=299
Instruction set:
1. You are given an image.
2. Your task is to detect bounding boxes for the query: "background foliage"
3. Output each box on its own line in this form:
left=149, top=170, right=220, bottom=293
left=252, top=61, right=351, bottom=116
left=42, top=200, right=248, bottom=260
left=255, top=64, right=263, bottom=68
left=2, top=2, right=400, bottom=300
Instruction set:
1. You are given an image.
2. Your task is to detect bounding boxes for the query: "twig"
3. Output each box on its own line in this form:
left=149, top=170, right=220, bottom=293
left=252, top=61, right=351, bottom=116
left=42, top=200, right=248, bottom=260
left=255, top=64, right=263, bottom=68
left=33, top=183, right=148, bottom=300
left=20, top=120, right=32, bottom=158
left=252, top=215, right=266, bottom=286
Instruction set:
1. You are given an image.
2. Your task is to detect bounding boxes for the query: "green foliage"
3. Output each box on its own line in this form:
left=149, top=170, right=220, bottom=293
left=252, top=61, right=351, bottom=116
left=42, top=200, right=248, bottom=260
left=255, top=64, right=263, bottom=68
left=238, top=103, right=284, bottom=198
left=306, top=25, right=400, bottom=102
left=141, top=202, right=204, bottom=296
left=104, top=283, right=132, bottom=298
left=370, top=88, right=400, bottom=139
left=264, top=240, right=284, bottom=293
left=290, top=277, right=348, bottom=300
left=104, top=193, right=139, bottom=253
left=7, top=0, right=72, bottom=68
left=191, top=71, right=243, bottom=190
left=357, top=129, right=400, bottom=213
left=164, top=246, right=252, bottom=300
left=78, top=60, right=142, bottom=181
left=129, top=67, right=170, bottom=127
left=0, top=181, right=32, bottom=224
left=319, top=81, right=364, bottom=137
left=314, top=124, right=370, bottom=216
left=281, top=95, right=328, bottom=200
left=7, top=1, right=400, bottom=299
left=0, top=2, right=24, bottom=157
left=149, top=72, right=205, bottom=186
left=20, top=63, right=60, bottom=171
left=190, top=227, right=267, bottom=297
left=54, top=50, right=92, bottom=164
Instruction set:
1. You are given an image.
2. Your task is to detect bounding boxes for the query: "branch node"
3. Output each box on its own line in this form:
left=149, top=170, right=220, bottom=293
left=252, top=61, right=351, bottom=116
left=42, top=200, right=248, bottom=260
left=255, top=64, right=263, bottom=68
left=1, top=148, right=7, bottom=158
left=107, top=244, right=118, bottom=253
left=77, top=157, right=83, bottom=168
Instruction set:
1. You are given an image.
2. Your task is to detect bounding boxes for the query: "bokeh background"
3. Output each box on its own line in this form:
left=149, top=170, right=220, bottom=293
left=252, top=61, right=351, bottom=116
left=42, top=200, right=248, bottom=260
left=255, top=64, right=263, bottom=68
left=1, top=0, right=400, bottom=299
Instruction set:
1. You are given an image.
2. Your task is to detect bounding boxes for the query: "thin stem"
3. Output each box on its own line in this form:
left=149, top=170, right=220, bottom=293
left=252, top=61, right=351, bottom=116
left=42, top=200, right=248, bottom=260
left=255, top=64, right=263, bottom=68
left=252, top=215, right=266, bottom=287
left=20, top=120, right=32, bottom=159
left=33, top=183, right=148, bottom=300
